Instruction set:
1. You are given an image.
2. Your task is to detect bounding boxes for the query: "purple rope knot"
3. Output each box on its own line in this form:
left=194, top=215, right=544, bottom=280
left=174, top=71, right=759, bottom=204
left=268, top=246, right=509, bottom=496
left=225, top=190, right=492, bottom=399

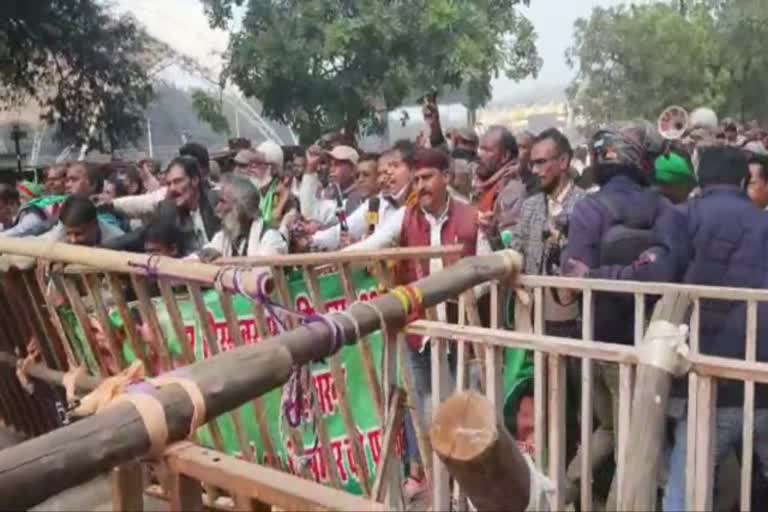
left=128, top=254, right=162, bottom=279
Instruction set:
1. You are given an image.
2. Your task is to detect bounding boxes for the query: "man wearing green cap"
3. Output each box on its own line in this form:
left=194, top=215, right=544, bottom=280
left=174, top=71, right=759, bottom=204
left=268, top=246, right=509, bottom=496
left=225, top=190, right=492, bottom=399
left=654, top=151, right=696, bottom=204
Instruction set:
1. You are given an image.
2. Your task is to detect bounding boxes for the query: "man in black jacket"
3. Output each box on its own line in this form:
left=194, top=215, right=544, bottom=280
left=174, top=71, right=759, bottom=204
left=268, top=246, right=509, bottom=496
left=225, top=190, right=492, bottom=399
left=101, top=156, right=220, bottom=255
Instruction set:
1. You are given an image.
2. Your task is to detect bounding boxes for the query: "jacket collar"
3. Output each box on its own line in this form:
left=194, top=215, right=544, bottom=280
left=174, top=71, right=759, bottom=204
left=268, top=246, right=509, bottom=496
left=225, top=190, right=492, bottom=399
left=700, top=184, right=749, bottom=198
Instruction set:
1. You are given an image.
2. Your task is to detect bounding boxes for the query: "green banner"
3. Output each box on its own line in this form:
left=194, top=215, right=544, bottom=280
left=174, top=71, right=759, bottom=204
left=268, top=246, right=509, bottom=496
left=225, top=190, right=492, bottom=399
left=62, top=270, right=536, bottom=494
left=64, top=269, right=392, bottom=495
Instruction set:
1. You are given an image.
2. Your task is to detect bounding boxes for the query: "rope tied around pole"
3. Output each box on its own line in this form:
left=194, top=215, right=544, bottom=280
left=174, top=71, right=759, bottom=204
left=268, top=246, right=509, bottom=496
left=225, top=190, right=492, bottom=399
left=637, top=320, right=691, bottom=376
left=128, top=254, right=162, bottom=279
left=67, top=361, right=207, bottom=457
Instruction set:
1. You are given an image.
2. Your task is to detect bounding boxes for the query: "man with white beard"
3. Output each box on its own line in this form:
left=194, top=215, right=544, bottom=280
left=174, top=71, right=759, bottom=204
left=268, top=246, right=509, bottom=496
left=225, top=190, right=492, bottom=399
left=232, top=141, right=298, bottom=230
left=196, top=173, right=287, bottom=262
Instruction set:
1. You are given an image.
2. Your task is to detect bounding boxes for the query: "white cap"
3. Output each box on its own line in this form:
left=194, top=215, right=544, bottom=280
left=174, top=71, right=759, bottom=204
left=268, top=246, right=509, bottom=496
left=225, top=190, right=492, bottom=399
left=255, top=140, right=284, bottom=168
left=327, top=145, right=359, bottom=165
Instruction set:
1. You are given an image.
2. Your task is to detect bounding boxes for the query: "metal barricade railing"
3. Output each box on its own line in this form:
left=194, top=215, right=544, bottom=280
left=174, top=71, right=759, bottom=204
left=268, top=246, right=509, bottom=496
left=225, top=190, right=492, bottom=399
left=408, top=274, right=768, bottom=512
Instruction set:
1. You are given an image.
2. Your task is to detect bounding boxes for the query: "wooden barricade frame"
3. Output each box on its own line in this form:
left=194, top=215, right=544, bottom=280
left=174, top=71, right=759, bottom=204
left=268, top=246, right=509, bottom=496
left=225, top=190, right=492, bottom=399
left=0, top=244, right=473, bottom=511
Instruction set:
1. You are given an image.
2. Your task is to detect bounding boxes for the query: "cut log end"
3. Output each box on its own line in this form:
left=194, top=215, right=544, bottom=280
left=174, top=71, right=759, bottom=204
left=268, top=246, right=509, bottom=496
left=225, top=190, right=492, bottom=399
left=430, top=390, right=498, bottom=462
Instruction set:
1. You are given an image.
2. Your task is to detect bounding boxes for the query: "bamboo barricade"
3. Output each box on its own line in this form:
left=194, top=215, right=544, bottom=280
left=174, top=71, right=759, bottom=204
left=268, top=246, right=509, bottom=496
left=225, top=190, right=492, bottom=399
left=0, top=238, right=521, bottom=511
left=5, top=236, right=768, bottom=511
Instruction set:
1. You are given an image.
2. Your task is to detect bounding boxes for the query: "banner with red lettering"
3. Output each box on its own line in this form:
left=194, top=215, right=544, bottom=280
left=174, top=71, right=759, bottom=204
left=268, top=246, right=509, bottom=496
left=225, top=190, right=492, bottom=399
left=65, top=268, right=395, bottom=495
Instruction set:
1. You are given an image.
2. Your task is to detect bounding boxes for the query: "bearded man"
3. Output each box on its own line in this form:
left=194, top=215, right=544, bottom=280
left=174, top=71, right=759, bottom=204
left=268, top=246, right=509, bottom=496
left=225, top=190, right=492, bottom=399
left=196, top=173, right=287, bottom=262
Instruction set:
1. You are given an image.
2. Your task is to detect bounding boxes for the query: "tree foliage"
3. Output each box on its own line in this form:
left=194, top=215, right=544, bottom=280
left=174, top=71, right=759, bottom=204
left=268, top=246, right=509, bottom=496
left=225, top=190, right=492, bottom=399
left=191, top=90, right=231, bottom=135
left=566, top=0, right=768, bottom=127
left=0, top=1, right=154, bottom=153
left=203, top=0, right=541, bottom=143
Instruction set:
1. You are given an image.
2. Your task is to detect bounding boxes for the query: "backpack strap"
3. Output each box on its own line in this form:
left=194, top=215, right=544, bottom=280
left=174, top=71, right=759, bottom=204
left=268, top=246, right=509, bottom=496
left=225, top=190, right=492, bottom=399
left=591, top=193, right=624, bottom=225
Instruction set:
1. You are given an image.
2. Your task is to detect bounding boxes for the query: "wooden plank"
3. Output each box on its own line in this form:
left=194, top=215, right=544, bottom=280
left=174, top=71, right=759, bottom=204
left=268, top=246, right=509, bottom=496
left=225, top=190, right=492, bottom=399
left=217, top=289, right=260, bottom=463
left=337, top=262, right=384, bottom=421
left=21, top=271, right=64, bottom=370
left=533, top=286, right=546, bottom=468
left=247, top=299, right=283, bottom=470
left=188, top=284, right=249, bottom=451
left=580, top=288, right=593, bottom=512
left=693, top=376, right=716, bottom=511
left=217, top=245, right=463, bottom=267
left=60, top=275, right=110, bottom=375
left=83, top=274, right=126, bottom=370
left=741, top=300, right=758, bottom=511
left=547, top=354, right=566, bottom=510
left=167, top=472, right=204, bottom=512
left=130, top=274, right=172, bottom=372
left=106, top=273, right=152, bottom=373
left=405, top=319, right=768, bottom=385
left=157, top=280, right=196, bottom=364
left=371, top=388, right=406, bottom=503
left=519, top=273, right=768, bottom=303
left=397, top=332, right=433, bottom=489
left=218, top=288, right=279, bottom=468
left=38, top=271, right=79, bottom=369
left=633, top=292, right=645, bottom=346
left=111, top=461, right=144, bottom=512
left=304, top=266, right=369, bottom=495
left=431, top=336, right=451, bottom=511
left=615, top=363, right=634, bottom=509
left=268, top=267, right=316, bottom=481
left=485, top=283, right=504, bottom=413
left=165, top=443, right=386, bottom=512
left=686, top=299, right=701, bottom=510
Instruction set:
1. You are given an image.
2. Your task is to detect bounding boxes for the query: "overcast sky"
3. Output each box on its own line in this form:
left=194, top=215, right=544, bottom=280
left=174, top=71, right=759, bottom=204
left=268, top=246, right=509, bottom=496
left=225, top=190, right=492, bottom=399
left=114, top=0, right=629, bottom=103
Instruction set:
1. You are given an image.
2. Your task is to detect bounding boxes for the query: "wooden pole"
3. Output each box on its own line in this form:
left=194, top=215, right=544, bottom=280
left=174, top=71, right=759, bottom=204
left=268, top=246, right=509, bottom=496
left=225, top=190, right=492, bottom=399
left=620, top=292, right=690, bottom=511
left=430, top=390, right=530, bottom=512
left=0, top=250, right=521, bottom=510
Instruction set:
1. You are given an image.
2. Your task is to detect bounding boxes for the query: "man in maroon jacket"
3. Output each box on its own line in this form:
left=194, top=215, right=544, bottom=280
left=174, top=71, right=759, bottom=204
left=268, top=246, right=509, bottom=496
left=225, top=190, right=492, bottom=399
left=346, top=147, right=490, bottom=502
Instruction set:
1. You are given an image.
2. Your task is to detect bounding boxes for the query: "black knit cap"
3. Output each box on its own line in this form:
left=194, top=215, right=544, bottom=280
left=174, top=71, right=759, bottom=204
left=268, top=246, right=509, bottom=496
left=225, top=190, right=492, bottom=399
left=697, top=145, right=749, bottom=188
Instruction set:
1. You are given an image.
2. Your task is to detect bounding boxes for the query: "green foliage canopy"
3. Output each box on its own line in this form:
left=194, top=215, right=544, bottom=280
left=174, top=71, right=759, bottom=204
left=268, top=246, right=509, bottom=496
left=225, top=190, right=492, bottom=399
left=203, top=0, right=542, bottom=143
left=0, top=1, right=154, bottom=152
left=567, top=0, right=768, bottom=128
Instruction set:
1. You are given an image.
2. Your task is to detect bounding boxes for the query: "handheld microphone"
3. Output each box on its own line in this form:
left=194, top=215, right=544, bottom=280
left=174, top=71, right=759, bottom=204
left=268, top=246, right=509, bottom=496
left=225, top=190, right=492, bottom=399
left=366, top=197, right=380, bottom=235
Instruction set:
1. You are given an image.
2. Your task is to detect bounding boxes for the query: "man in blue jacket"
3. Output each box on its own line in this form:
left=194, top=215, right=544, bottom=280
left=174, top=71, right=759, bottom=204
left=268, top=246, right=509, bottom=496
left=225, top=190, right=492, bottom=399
left=658, top=146, right=768, bottom=510
left=560, top=123, right=679, bottom=508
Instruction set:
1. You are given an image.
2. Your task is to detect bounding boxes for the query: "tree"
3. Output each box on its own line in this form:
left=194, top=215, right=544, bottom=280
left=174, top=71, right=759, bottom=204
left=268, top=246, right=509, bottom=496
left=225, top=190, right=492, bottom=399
left=566, top=0, right=768, bottom=128
left=0, top=1, right=154, bottom=154
left=203, top=0, right=542, bottom=143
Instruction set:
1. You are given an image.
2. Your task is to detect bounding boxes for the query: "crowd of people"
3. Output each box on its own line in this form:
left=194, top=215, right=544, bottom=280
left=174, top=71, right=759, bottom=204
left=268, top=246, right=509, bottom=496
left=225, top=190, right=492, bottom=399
left=2, top=105, right=768, bottom=510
